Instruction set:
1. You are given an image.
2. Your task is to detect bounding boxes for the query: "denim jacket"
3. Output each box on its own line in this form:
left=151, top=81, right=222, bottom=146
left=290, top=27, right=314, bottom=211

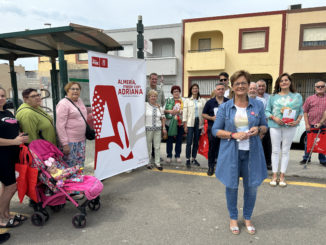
left=211, top=98, right=268, bottom=188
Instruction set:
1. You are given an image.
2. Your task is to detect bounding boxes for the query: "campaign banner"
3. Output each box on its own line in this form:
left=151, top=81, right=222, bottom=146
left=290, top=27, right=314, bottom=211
left=88, top=51, right=148, bottom=180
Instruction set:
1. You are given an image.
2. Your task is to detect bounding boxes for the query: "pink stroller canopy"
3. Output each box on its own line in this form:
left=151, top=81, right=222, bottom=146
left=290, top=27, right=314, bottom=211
left=29, top=139, right=64, bottom=161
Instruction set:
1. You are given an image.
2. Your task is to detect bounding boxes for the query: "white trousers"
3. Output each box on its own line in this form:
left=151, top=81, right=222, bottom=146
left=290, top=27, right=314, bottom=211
left=270, top=127, right=297, bottom=173
left=146, top=130, right=162, bottom=167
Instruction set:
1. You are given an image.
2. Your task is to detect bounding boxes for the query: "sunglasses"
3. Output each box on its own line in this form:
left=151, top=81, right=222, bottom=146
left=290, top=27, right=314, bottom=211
left=315, top=85, right=325, bottom=89
left=220, top=79, right=227, bottom=82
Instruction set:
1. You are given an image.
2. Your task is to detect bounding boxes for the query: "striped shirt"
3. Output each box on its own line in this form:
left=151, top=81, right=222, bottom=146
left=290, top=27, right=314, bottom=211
left=303, top=93, right=326, bottom=125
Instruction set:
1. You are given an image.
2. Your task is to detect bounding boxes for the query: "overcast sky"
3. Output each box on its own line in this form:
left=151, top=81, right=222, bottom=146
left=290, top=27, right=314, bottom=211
left=0, top=0, right=325, bottom=70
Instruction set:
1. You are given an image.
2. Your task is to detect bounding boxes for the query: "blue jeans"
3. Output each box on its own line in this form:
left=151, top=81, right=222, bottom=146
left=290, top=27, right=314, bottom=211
left=166, top=125, right=184, bottom=158
left=186, top=118, right=200, bottom=159
left=302, top=125, right=326, bottom=163
left=225, top=150, right=258, bottom=220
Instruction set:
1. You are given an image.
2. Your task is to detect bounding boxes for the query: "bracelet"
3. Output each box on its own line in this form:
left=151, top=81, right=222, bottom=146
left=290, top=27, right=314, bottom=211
left=270, top=115, right=274, bottom=120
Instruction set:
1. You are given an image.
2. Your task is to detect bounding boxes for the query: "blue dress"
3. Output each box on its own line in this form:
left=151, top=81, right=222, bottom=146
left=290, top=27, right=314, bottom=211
left=211, top=98, right=268, bottom=188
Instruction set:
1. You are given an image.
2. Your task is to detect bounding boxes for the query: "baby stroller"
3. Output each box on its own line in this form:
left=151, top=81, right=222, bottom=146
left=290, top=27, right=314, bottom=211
left=26, top=139, right=103, bottom=228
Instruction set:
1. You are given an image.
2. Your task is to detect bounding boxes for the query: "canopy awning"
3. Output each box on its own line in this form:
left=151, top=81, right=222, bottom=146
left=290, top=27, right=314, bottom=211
left=0, top=23, right=123, bottom=60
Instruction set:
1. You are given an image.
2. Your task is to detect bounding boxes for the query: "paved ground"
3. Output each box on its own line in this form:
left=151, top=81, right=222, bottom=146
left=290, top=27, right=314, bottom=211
left=2, top=141, right=326, bottom=245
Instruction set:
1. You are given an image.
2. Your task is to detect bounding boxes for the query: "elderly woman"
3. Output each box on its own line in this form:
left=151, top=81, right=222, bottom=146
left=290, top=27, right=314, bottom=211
left=16, top=88, right=56, bottom=145
left=164, top=85, right=184, bottom=163
left=212, top=70, right=267, bottom=235
left=266, top=73, right=303, bottom=187
left=183, top=83, right=206, bottom=168
left=0, top=86, right=29, bottom=229
left=145, top=90, right=166, bottom=171
left=56, top=82, right=87, bottom=168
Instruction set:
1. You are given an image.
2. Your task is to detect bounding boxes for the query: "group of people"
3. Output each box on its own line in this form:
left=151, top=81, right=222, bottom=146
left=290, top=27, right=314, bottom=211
left=0, top=82, right=89, bottom=243
left=145, top=71, right=325, bottom=235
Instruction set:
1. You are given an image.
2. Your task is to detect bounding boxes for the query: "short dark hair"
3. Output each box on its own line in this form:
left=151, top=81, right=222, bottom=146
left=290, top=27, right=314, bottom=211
left=230, top=70, right=251, bottom=87
left=149, top=73, right=158, bottom=79
left=215, top=82, right=225, bottom=87
left=273, top=73, right=296, bottom=94
left=22, top=88, right=37, bottom=98
left=218, top=72, right=229, bottom=79
left=188, top=83, right=201, bottom=98
left=170, top=85, right=181, bottom=94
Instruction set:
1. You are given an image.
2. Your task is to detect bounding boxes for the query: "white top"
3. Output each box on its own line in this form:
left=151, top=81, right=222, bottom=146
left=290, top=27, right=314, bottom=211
left=145, top=102, right=164, bottom=130
left=224, top=89, right=230, bottom=98
left=234, top=105, right=249, bottom=151
left=256, top=93, right=270, bottom=109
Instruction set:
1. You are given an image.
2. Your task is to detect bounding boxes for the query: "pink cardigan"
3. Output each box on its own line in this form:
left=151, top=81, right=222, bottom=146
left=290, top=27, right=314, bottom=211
left=56, top=97, right=87, bottom=146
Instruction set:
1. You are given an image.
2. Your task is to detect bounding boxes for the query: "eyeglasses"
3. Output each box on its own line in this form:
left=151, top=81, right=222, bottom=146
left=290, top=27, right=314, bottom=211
left=233, top=82, right=248, bottom=87
left=69, top=88, right=80, bottom=91
left=315, top=85, right=325, bottom=89
left=220, top=79, right=227, bottom=82
left=29, top=94, right=41, bottom=98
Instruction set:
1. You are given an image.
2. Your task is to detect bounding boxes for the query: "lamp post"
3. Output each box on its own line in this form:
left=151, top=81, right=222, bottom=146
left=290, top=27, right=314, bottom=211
left=137, top=15, right=144, bottom=59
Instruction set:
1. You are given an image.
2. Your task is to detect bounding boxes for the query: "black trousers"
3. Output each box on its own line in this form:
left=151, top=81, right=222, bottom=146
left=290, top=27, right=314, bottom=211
left=262, top=129, right=272, bottom=166
left=208, top=125, right=220, bottom=169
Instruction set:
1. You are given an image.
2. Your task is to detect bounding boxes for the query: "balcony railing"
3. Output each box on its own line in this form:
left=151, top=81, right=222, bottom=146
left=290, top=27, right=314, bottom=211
left=145, top=56, right=177, bottom=75
left=186, top=48, right=225, bottom=71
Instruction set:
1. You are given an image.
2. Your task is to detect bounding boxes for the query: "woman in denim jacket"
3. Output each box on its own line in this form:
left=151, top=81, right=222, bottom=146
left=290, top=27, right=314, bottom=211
left=212, top=70, right=267, bottom=235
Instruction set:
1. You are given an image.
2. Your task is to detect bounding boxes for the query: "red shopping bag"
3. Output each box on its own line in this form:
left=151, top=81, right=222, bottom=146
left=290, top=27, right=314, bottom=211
left=15, top=144, right=30, bottom=203
left=198, top=120, right=209, bottom=159
left=306, top=129, right=326, bottom=154
left=26, top=166, right=39, bottom=202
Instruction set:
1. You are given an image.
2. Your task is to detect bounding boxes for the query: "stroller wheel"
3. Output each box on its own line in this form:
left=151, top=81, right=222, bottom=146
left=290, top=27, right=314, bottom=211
left=72, top=213, right=86, bottom=228
left=31, top=212, right=46, bottom=226
left=88, top=199, right=101, bottom=211
left=40, top=209, right=50, bottom=222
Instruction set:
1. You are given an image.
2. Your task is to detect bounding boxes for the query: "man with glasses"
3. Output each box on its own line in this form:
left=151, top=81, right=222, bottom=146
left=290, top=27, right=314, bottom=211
left=219, top=72, right=231, bottom=98
left=300, top=81, right=326, bottom=166
left=16, top=88, right=56, bottom=145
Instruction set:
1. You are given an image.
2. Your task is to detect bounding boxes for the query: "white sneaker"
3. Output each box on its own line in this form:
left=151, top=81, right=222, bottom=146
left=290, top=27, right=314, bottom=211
left=176, top=158, right=182, bottom=163
left=166, top=158, right=172, bottom=163
left=279, top=180, right=287, bottom=187
left=269, top=179, right=277, bottom=187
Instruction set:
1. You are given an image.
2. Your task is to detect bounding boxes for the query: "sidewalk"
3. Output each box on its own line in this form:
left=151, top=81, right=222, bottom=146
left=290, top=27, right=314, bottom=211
left=84, top=141, right=326, bottom=180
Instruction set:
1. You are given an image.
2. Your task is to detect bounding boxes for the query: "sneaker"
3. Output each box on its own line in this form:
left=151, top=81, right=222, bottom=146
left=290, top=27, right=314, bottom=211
left=186, top=159, right=191, bottom=169
left=157, top=166, right=163, bottom=171
left=176, top=158, right=182, bottom=163
left=166, top=158, right=172, bottom=163
left=269, top=178, right=277, bottom=187
left=300, top=159, right=311, bottom=164
left=192, top=159, right=200, bottom=166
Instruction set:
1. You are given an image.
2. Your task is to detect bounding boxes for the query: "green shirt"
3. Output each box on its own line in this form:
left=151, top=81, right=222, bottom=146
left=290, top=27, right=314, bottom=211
left=16, top=103, right=56, bottom=145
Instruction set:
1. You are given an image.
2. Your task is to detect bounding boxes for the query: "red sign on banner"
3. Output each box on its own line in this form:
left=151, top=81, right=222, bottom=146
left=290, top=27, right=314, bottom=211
left=92, top=57, right=99, bottom=67
left=100, top=58, right=108, bottom=68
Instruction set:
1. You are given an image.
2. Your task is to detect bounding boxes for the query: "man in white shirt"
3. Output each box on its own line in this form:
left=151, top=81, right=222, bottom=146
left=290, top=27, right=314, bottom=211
left=219, top=72, right=231, bottom=98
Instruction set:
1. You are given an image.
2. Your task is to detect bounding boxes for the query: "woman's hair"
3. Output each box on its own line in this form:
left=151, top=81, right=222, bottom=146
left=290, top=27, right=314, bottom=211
left=22, top=88, right=37, bottom=98
left=170, top=85, right=181, bottom=94
left=64, top=82, right=82, bottom=93
left=147, top=89, right=158, bottom=98
left=0, top=86, right=6, bottom=95
left=230, top=70, right=251, bottom=87
left=188, top=83, right=200, bottom=98
left=273, top=73, right=296, bottom=94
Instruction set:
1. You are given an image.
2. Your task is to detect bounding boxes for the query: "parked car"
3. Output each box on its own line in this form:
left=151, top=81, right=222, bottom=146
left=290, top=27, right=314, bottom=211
left=292, top=118, right=306, bottom=148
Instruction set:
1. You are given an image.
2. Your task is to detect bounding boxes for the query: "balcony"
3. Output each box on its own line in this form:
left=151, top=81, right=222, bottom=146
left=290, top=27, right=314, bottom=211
left=145, top=57, right=177, bottom=75
left=187, top=48, right=225, bottom=71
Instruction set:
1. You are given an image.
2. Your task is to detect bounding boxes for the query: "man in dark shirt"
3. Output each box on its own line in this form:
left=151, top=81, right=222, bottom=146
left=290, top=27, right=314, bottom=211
left=202, top=82, right=229, bottom=176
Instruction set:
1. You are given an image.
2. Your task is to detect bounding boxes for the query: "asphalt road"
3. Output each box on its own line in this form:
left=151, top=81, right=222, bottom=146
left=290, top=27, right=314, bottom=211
left=3, top=166, right=326, bottom=245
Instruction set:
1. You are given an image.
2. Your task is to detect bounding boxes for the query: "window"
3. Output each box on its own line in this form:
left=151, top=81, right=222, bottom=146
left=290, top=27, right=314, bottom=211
left=198, top=38, right=211, bottom=52
left=189, top=76, right=219, bottom=97
left=78, top=53, right=88, bottom=61
left=239, top=27, right=269, bottom=53
left=117, top=44, right=134, bottom=57
left=300, top=23, right=326, bottom=50
left=150, top=38, right=175, bottom=58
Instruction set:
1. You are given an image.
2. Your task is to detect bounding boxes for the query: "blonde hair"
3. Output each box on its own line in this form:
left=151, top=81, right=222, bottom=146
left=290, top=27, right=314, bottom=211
left=64, top=82, right=81, bottom=93
left=147, top=89, right=158, bottom=98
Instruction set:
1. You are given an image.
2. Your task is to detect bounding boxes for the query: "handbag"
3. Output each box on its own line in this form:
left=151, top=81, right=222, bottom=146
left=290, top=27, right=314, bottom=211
left=15, top=144, right=39, bottom=203
left=66, top=98, right=96, bottom=140
left=307, top=128, right=326, bottom=154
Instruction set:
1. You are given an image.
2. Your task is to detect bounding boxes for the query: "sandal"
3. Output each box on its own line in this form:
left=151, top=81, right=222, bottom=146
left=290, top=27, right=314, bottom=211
left=279, top=179, right=287, bottom=187
left=243, top=219, right=256, bottom=235
left=230, top=226, right=240, bottom=235
left=269, top=178, right=278, bottom=187
left=12, top=214, right=28, bottom=222
left=0, top=218, right=22, bottom=228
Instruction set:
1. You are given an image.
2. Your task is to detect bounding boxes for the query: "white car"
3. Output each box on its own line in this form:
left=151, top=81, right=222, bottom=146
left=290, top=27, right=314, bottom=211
left=292, top=118, right=306, bottom=148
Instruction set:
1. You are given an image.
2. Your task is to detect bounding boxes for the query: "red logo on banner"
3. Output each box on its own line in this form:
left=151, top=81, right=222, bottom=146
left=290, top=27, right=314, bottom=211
left=92, top=57, right=99, bottom=67
left=92, top=85, right=133, bottom=169
left=100, top=58, right=108, bottom=68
